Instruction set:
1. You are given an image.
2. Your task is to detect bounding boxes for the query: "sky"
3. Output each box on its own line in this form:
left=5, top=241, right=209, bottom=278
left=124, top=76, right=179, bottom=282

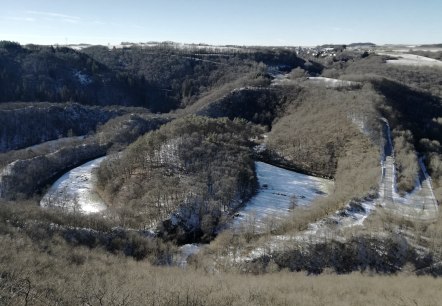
left=0, top=0, right=441, bottom=46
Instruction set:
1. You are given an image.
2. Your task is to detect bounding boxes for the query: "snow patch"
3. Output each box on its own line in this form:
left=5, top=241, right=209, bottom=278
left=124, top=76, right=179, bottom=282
left=349, top=115, right=371, bottom=135
left=177, top=244, right=201, bottom=268
left=306, top=77, right=360, bottom=88
left=40, top=157, right=107, bottom=214
left=73, top=70, right=92, bottom=85
left=377, top=52, right=442, bottom=67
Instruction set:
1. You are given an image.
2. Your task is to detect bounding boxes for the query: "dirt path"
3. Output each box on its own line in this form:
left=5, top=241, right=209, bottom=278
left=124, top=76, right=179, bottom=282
left=380, top=119, right=438, bottom=221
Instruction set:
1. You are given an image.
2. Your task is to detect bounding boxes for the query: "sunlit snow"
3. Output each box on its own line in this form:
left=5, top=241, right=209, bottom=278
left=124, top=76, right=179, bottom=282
left=306, top=77, right=359, bottom=88
left=231, top=162, right=333, bottom=231
left=40, top=157, right=106, bottom=214
left=377, top=52, right=442, bottom=67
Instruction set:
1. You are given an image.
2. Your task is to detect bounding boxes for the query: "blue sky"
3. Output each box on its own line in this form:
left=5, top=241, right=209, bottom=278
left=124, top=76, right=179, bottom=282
left=0, top=0, right=441, bottom=46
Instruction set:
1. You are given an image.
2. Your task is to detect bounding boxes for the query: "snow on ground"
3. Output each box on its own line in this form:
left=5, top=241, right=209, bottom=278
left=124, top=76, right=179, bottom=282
left=348, top=115, right=373, bottom=136
left=40, top=157, right=107, bottom=214
left=177, top=244, right=201, bottom=268
left=271, top=75, right=360, bottom=88
left=383, top=157, right=439, bottom=221
left=231, top=162, right=333, bottom=232
left=178, top=162, right=334, bottom=266
left=377, top=51, right=442, bottom=67
left=271, top=74, right=291, bottom=86
left=379, top=119, right=439, bottom=221
left=74, top=70, right=92, bottom=85
left=236, top=118, right=439, bottom=261
left=306, top=77, right=360, bottom=88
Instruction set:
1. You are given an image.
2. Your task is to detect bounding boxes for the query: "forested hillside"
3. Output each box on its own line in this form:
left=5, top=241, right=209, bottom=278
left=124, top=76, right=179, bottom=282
left=0, top=41, right=147, bottom=106
left=0, top=102, right=143, bottom=152
left=0, top=41, right=311, bottom=112
left=97, top=116, right=260, bottom=243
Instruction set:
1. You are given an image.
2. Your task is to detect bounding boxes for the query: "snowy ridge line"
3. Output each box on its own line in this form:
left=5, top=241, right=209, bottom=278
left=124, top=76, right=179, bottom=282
left=231, top=86, right=275, bottom=93
left=1, top=141, right=99, bottom=175
left=305, top=77, right=361, bottom=88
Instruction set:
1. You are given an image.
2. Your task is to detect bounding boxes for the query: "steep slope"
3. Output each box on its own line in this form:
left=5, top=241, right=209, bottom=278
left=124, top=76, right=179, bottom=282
left=0, top=42, right=147, bottom=106
left=0, top=102, right=135, bottom=152
left=0, top=113, right=171, bottom=199
left=96, top=116, right=260, bottom=243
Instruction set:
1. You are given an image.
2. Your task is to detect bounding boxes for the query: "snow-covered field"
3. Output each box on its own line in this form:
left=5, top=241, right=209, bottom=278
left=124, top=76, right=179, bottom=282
left=40, top=157, right=107, bottom=214
left=231, top=162, right=333, bottom=232
left=377, top=51, right=442, bottom=67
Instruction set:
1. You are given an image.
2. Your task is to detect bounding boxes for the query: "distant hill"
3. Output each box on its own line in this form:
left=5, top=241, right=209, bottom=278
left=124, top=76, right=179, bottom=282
left=417, top=44, right=442, bottom=48
left=347, top=42, right=376, bottom=48
left=0, top=41, right=147, bottom=107
left=0, top=41, right=307, bottom=112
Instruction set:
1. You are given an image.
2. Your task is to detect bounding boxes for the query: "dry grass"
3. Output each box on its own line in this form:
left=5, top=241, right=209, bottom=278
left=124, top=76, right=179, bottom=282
left=2, top=247, right=442, bottom=305
left=1, top=226, right=442, bottom=306
left=2, top=199, right=440, bottom=306
left=362, top=202, right=442, bottom=260
left=271, top=122, right=380, bottom=235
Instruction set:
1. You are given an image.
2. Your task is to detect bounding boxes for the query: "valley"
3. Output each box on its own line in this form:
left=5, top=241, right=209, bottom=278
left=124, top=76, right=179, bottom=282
left=0, top=40, right=441, bottom=305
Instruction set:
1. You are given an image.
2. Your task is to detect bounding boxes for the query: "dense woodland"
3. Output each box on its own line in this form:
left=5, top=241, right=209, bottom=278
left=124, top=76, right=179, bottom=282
left=97, top=116, right=260, bottom=242
left=0, top=41, right=146, bottom=106
left=0, top=41, right=310, bottom=112
left=0, top=102, right=143, bottom=152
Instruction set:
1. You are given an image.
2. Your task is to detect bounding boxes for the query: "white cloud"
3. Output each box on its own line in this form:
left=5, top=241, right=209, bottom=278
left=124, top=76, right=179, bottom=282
left=4, top=16, right=35, bottom=22
left=25, top=10, right=81, bottom=24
